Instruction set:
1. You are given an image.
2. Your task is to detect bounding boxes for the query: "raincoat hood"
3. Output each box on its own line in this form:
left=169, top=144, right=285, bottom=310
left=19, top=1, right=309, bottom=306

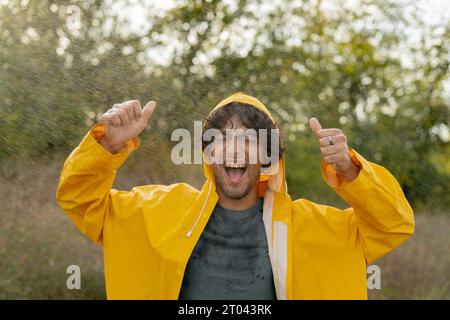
left=210, top=92, right=275, bottom=122
left=202, top=92, right=287, bottom=197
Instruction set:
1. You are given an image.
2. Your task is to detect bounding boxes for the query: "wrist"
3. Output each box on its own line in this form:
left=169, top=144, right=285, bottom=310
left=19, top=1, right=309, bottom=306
left=336, top=162, right=360, bottom=182
left=99, top=137, right=125, bottom=154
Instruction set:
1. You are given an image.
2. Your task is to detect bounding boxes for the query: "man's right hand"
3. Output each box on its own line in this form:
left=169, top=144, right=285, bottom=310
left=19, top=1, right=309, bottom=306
left=99, top=100, right=157, bottom=154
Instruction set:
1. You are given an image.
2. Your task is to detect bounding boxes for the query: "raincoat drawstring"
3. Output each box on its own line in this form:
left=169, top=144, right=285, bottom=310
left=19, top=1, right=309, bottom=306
left=186, top=180, right=212, bottom=237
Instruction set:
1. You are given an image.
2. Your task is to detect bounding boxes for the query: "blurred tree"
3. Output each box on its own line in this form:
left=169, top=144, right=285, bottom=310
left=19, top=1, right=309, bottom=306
left=0, top=0, right=448, bottom=208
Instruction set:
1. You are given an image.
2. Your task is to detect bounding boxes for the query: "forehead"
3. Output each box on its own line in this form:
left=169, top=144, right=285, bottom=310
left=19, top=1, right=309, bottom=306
left=222, top=114, right=248, bottom=130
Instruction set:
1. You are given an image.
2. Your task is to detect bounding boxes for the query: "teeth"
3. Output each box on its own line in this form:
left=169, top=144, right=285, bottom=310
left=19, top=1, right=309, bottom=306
left=224, top=163, right=246, bottom=168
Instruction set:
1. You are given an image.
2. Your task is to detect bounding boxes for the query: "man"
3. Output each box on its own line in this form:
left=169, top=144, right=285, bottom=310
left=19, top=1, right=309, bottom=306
left=56, top=92, right=414, bottom=299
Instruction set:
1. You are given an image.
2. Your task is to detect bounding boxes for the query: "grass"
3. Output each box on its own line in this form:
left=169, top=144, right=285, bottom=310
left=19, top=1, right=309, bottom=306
left=0, top=157, right=448, bottom=299
left=368, top=213, right=450, bottom=299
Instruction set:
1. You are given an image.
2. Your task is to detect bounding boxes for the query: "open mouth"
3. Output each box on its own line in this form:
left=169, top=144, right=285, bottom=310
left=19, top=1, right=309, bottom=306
left=223, top=163, right=248, bottom=185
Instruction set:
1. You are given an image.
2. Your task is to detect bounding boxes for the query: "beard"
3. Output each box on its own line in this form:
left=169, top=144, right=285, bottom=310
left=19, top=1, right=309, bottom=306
left=213, top=164, right=260, bottom=200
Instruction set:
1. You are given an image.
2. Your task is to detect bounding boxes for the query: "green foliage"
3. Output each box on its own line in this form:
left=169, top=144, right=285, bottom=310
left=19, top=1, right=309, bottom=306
left=0, top=0, right=448, bottom=208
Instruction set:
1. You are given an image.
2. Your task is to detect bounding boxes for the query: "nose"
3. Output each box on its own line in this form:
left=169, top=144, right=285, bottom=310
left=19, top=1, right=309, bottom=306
left=224, top=135, right=247, bottom=164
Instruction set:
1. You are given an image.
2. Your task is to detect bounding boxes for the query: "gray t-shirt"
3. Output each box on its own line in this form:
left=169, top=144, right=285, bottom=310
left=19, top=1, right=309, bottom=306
left=178, top=198, right=276, bottom=300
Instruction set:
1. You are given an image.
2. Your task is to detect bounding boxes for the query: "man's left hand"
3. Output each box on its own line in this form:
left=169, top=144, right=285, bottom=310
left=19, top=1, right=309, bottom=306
left=309, top=117, right=360, bottom=182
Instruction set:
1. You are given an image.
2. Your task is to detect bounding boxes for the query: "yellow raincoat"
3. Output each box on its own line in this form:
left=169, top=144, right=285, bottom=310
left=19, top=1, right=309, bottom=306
left=56, top=92, right=414, bottom=299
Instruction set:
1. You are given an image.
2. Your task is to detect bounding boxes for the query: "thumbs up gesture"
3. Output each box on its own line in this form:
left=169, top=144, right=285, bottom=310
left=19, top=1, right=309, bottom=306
left=100, top=100, right=157, bottom=154
left=309, top=117, right=360, bottom=182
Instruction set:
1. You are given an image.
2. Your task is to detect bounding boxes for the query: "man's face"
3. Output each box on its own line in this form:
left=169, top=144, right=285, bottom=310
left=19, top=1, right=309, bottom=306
left=210, top=115, right=261, bottom=200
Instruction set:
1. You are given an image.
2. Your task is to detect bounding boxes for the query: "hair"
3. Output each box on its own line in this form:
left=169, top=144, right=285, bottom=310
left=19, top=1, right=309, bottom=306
left=202, top=102, right=285, bottom=166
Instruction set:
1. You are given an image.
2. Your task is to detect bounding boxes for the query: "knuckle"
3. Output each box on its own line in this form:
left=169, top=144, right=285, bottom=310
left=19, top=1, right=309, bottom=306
left=116, top=110, right=126, bottom=119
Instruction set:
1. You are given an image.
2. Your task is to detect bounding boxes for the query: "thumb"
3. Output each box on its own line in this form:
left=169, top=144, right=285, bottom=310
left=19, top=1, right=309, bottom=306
left=309, top=117, right=322, bottom=137
left=141, top=101, right=157, bottom=123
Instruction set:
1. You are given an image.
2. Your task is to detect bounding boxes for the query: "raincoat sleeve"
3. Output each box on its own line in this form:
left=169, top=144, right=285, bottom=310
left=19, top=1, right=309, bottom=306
left=56, top=123, right=141, bottom=244
left=321, top=148, right=414, bottom=264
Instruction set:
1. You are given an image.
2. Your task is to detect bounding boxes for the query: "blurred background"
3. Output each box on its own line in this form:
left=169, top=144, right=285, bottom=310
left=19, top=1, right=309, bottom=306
left=0, top=0, right=449, bottom=299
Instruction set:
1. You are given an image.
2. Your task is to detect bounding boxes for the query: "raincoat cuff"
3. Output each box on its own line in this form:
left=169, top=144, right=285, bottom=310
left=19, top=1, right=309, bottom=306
left=321, top=147, right=373, bottom=190
left=82, top=123, right=140, bottom=170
